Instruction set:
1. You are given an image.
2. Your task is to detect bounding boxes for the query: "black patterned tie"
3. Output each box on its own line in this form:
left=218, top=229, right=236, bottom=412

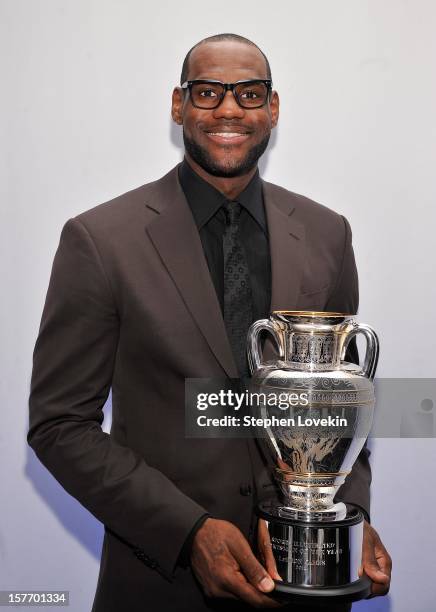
left=223, top=201, right=253, bottom=378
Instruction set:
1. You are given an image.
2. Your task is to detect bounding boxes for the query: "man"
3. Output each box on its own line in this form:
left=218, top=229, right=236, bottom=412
left=28, top=34, right=391, bottom=611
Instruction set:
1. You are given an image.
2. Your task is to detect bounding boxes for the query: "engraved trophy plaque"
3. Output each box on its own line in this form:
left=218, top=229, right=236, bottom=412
left=247, top=311, right=379, bottom=603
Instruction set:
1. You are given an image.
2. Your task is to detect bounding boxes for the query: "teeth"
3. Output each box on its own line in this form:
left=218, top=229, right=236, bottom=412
left=208, top=132, right=247, bottom=137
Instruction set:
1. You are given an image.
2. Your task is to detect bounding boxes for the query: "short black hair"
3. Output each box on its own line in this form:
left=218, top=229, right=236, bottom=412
left=180, top=33, right=272, bottom=85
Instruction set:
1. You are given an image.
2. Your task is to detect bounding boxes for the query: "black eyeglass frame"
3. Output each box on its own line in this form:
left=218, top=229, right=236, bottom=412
left=180, top=79, right=273, bottom=109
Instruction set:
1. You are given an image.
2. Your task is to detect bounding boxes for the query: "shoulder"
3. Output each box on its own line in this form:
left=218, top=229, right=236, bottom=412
left=262, top=180, right=349, bottom=239
left=73, top=166, right=178, bottom=238
left=263, top=181, right=343, bottom=226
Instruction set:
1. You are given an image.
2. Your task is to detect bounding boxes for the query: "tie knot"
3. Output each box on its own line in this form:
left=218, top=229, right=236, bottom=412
left=224, top=201, right=242, bottom=226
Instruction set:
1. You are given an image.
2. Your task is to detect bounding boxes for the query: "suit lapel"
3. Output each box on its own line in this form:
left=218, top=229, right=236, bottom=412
left=262, top=181, right=306, bottom=312
left=145, top=166, right=238, bottom=378
left=143, top=167, right=305, bottom=377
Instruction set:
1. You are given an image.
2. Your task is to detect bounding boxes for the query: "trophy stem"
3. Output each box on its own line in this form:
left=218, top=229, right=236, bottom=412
left=276, top=469, right=348, bottom=517
left=278, top=501, right=347, bottom=522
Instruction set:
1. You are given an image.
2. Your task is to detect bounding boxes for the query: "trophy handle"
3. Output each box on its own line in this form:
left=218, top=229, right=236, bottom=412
left=247, top=319, right=284, bottom=375
left=342, top=323, right=380, bottom=380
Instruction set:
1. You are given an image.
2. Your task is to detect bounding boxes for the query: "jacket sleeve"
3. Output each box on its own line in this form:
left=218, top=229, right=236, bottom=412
left=324, top=215, right=372, bottom=520
left=28, top=217, right=207, bottom=579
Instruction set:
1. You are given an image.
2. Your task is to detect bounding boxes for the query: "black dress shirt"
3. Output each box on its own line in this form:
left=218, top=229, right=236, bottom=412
left=178, top=159, right=271, bottom=324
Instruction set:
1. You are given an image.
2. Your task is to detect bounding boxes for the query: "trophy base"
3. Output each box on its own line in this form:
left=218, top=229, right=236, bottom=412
left=273, top=575, right=372, bottom=604
left=258, top=501, right=369, bottom=603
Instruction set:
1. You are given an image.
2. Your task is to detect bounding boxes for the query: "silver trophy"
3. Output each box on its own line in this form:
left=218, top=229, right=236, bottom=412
left=247, top=311, right=379, bottom=603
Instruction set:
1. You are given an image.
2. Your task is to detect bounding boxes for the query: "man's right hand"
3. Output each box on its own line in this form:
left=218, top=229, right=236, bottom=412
left=190, top=518, right=281, bottom=608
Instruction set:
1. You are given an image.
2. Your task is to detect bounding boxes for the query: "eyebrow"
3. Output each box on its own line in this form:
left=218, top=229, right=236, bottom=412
left=188, top=76, right=268, bottom=81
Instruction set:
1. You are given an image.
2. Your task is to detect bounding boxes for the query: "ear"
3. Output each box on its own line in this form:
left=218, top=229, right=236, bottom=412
left=171, top=87, right=184, bottom=125
left=270, top=90, right=279, bottom=128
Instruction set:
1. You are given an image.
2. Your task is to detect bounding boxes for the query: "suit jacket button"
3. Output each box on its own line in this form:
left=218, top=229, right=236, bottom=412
left=240, top=484, right=252, bottom=496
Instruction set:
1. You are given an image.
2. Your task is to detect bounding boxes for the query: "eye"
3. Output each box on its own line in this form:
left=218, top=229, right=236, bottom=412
left=199, top=88, right=218, bottom=98
left=240, top=89, right=260, bottom=100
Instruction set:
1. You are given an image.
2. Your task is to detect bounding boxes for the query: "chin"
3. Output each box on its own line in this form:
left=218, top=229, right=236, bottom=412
left=204, top=159, right=252, bottom=178
left=183, top=131, right=270, bottom=178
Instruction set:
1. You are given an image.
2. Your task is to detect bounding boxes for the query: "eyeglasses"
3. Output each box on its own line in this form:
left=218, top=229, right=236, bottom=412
left=181, top=79, right=272, bottom=110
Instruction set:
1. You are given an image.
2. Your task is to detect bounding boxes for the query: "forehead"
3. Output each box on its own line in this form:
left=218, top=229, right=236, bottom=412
left=187, top=41, right=268, bottom=82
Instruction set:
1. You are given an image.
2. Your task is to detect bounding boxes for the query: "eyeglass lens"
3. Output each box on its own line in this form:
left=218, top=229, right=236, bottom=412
left=190, top=82, right=268, bottom=109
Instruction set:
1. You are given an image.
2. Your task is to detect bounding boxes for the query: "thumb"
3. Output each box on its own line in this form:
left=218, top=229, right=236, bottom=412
left=361, top=544, right=389, bottom=583
left=362, top=561, right=390, bottom=584
left=231, top=538, right=275, bottom=593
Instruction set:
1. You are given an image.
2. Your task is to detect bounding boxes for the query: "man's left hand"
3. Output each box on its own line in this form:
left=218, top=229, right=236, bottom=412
left=360, top=520, right=392, bottom=596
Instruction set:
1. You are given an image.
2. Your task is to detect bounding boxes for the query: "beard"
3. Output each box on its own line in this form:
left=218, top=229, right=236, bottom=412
left=183, top=129, right=270, bottom=178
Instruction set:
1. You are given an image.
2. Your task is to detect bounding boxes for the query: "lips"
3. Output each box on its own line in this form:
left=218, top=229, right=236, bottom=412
left=208, top=132, right=248, bottom=138
left=204, top=126, right=252, bottom=144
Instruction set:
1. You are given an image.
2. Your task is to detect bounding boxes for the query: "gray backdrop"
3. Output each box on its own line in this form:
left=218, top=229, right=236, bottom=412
left=1, top=1, right=435, bottom=611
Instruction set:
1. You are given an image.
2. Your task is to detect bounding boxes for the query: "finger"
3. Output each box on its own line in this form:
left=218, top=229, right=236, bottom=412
left=360, top=525, right=391, bottom=596
left=369, top=577, right=390, bottom=597
left=224, top=571, right=282, bottom=608
left=363, top=561, right=390, bottom=584
left=230, top=538, right=275, bottom=593
left=362, top=561, right=390, bottom=597
left=374, top=542, right=392, bottom=577
left=262, top=540, right=282, bottom=581
left=367, top=550, right=391, bottom=596
left=375, top=554, right=392, bottom=581
left=258, top=520, right=282, bottom=581
left=359, top=568, right=389, bottom=598
left=362, top=533, right=390, bottom=584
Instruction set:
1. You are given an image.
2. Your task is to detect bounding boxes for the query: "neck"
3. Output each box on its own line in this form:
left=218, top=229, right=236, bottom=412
left=185, top=154, right=257, bottom=200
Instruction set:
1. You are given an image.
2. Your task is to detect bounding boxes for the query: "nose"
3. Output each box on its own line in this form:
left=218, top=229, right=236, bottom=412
left=213, top=90, right=245, bottom=119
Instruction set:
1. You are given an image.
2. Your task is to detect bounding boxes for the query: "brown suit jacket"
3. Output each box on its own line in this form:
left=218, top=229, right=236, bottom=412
left=28, top=165, right=370, bottom=611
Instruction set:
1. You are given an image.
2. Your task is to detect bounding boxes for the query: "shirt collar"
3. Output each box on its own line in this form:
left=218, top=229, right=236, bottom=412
left=178, top=158, right=266, bottom=232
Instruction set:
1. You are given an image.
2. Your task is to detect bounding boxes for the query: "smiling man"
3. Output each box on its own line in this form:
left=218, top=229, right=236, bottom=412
left=176, top=42, right=275, bottom=188
left=28, top=34, right=391, bottom=611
